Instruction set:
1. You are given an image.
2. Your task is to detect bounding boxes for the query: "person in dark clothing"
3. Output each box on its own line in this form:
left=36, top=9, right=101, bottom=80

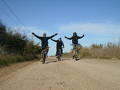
left=51, top=38, right=64, bottom=56
left=65, top=32, right=84, bottom=48
left=65, top=32, right=84, bottom=59
left=32, top=32, right=58, bottom=54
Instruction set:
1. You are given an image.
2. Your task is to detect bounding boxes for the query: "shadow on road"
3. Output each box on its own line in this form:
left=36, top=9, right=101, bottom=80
left=45, top=60, right=58, bottom=64
left=40, top=57, right=77, bottom=64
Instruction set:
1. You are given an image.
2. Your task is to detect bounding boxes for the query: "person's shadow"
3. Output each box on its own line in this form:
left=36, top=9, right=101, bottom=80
left=45, top=60, right=57, bottom=64
left=40, top=57, right=76, bottom=64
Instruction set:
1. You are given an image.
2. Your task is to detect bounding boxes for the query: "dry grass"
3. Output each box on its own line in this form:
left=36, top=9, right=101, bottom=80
left=0, top=22, right=41, bottom=67
left=0, top=55, right=38, bottom=67
left=64, top=41, right=120, bottom=59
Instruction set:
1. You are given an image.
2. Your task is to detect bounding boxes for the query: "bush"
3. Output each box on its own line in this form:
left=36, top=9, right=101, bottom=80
left=0, top=22, right=41, bottom=67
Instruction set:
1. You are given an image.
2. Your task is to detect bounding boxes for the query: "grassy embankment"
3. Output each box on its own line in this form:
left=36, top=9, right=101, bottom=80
left=0, top=22, right=41, bottom=67
left=63, top=41, right=120, bottom=59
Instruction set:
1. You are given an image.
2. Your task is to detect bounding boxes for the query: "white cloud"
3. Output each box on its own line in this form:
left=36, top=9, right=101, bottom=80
left=58, top=23, right=120, bottom=35
left=13, top=26, right=48, bottom=35
left=13, top=26, right=49, bottom=40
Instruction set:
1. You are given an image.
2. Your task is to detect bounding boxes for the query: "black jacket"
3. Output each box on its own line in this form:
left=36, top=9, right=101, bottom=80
left=65, top=35, right=84, bottom=44
left=51, top=39, right=64, bottom=48
left=33, top=33, right=57, bottom=49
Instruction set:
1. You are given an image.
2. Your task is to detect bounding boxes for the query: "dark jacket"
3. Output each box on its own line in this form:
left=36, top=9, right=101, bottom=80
left=51, top=39, right=64, bottom=48
left=65, top=35, right=84, bottom=44
left=33, top=33, right=57, bottom=49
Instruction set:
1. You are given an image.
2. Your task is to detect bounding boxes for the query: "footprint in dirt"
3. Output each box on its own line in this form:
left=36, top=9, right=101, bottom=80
left=56, top=81, right=66, bottom=87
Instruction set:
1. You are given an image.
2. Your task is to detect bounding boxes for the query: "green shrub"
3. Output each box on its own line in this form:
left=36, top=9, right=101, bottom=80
left=0, top=22, right=41, bottom=67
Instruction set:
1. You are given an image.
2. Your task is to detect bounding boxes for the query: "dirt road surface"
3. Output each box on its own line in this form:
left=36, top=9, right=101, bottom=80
left=0, top=57, right=120, bottom=90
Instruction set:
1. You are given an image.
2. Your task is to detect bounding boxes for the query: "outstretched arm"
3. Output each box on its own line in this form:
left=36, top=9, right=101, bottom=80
left=78, top=34, right=84, bottom=39
left=48, top=33, right=58, bottom=39
left=32, top=32, right=42, bottom=39
left=51, top=39, right=58, bottom=42
left=65, top=36, right=72, bottom=40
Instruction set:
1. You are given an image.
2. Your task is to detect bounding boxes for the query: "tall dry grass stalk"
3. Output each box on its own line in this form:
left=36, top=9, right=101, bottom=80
left=80, top=42, right=120, bottom=59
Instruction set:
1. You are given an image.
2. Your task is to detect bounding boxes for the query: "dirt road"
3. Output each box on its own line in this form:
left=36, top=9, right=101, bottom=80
left=0, top=57, right=120, bottom=90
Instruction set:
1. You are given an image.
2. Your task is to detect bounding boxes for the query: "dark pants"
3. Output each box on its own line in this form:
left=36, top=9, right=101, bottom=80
left=56, top=47, right=63, bottom=56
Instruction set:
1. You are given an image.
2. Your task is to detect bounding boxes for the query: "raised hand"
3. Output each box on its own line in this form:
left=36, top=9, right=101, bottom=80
left=55, top=33, right=58, bottom=35
left=65, top=36, right=67, bottom=38
left=32, top=32, right=35, bottom=35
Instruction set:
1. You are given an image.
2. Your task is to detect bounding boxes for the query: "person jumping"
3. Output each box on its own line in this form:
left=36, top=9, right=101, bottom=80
left=32, top=32, right=58, bottom=63
left=51, top=38, right=64, bottom=57
left=65, top=32, right=84, bottom=59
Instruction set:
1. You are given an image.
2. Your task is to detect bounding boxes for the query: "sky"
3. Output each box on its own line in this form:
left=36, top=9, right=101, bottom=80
left=0, top=0, right=120, bottom=55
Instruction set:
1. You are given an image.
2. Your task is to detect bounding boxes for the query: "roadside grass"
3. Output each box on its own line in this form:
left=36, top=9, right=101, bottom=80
left=0, top=22, right=41, bottom=67
left=63, top=41, right=120, bottom=60
left=0, top=55, right=38, bottom=67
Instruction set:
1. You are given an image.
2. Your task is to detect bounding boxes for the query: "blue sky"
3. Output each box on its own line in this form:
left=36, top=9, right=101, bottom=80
left=0, top=0, right=120, bottom=55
